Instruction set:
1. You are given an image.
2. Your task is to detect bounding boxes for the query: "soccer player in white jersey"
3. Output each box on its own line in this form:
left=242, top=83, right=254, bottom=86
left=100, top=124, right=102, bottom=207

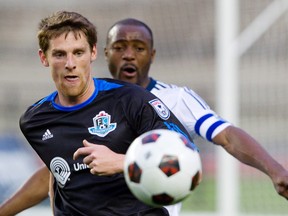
left=1, top=18, right=288, bottom=216
left=104, top=18, right=288, bottom=215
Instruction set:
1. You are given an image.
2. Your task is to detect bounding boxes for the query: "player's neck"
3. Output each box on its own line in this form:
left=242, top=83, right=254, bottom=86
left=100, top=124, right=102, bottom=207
left=140, top=77, right=151, bottom=89
left=55, top=79, right=95, bottom=107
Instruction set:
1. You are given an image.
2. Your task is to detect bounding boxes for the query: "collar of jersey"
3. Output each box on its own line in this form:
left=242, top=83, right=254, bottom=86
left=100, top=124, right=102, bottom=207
left=51, top=78, right=122, bottom=112
left=146, top=77, right=157, bottom=91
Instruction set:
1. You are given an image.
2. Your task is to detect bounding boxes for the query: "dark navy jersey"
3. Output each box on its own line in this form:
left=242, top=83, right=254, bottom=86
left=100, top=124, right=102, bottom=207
left=19, top=78, right=192, bottom=216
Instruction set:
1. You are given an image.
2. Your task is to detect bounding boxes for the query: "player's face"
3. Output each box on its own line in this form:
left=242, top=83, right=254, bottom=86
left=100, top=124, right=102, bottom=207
left=39, top=31, right=97, bottom=105
left=105, top=24, right=155, bottom=88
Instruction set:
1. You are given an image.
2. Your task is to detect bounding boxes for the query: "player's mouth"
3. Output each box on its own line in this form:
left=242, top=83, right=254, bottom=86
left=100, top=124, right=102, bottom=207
left=64, top=75, right=79, bottom=83
left=121, top=65, right=137, bottom=77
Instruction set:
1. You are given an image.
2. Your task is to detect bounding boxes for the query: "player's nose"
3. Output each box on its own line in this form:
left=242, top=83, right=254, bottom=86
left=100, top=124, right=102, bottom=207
left=122, top=47, right=135, bottom=60
left=65, top=54, right=76, bottom=70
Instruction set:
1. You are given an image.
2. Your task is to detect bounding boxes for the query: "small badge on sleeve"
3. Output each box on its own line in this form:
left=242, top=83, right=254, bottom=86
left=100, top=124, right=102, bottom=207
left=149, top=99, right=170, bottom=120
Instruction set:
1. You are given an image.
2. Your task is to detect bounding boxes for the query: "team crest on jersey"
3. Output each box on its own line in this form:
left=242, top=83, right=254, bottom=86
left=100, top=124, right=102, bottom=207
left=88, top=111, right=117, bottom=137
left=149, top=98, right=170, bottom=120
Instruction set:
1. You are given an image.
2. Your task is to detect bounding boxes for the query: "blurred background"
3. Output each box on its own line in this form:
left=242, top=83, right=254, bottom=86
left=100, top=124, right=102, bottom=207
left=0, top=0, right=287, bottom=215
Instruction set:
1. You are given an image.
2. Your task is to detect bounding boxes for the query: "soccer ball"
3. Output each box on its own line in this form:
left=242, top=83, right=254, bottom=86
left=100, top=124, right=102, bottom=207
left=124, top=129, right=202, bottom=207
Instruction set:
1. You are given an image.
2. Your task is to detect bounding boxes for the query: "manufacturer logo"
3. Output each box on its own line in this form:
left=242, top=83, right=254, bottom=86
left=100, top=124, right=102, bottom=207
left=42, top=129, right=53, bottom=141
left=149, top=99, right=170, bottom=120
left=50, top=157, right=71, bottom=188
left=88, top=111, right=117, bottom=137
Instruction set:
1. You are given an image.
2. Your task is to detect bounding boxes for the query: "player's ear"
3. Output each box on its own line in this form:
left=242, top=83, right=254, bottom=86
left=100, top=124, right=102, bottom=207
left=91, top=44, right=97, bottom=62
left=151, top=49, right=156, bottom=64
left=104, top=47, right=108, bottom=62
left=38, top=49, right=49, bottom=67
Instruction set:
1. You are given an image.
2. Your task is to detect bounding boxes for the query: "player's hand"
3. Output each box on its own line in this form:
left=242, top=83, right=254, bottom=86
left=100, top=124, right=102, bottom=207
left=73, top=140, right=125, bottom=176
left=272, top=169, right=288, bottom=199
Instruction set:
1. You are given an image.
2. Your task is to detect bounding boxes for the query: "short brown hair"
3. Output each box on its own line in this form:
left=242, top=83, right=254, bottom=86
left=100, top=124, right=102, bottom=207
left=38, top=11, right=97, bottom=53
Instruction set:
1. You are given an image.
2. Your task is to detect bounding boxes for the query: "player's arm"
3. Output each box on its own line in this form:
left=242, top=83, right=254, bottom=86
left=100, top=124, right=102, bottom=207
left=0, top=165, right=50, bottom=216
left=49, top=172, right=55, bottom=212
left=213, top=125, right=288, bottom=199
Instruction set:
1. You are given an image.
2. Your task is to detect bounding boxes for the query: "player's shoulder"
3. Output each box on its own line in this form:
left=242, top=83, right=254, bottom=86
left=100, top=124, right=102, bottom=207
left=98, top=78, right=153, bottom=103
left=26, top=91, right=57, bottom=112
left=150, top=78, right=190, bottom=94
left=20, top=91, right=57, bottom=129
left=97, top=78, right=144, bottom=93
left=150, top=79, right=210, bottom=109
left=148, top=79, right=179, bottom=91
left=26, top=91, right=57, bottom=113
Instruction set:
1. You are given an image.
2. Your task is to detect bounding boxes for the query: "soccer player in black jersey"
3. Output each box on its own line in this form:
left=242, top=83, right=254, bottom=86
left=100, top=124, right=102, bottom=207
left=16, top=11, right=198, bottom=216
left=2, top=16, right=288, bottom=216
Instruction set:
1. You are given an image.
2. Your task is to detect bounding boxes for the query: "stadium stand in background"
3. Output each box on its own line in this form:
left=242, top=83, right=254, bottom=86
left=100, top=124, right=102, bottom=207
left=0, top=1, right=288, bottom=215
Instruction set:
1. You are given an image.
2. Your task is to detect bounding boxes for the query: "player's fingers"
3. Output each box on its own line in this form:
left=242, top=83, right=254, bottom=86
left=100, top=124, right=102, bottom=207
left=74, top=140, right=102, bottom=160
left=90, top=168, right=95, bottom=175
left=73, top=146, right=93, bottom=160
left=279, top=190, right=288, bottom=200
left=275, top=182, right=288, bottom=199
left=90, top=167, right=104, bottom=176
left=83, top=139, right=94, bottom=147
left=83, top=154, right=94, bottom=166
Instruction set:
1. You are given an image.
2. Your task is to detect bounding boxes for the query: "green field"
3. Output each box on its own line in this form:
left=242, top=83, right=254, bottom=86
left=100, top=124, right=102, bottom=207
left=181, top=177, right=288, bottom=215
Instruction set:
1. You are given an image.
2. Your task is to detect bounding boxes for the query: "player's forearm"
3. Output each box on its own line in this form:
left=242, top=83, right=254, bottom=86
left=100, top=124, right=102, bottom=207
left=0, top=194, right=38, bottom=216
left=213, top=126, right=285, bottom=179
left=0, top=166, right=50, bottom=216
left=0, top=186, right=47, bottom=216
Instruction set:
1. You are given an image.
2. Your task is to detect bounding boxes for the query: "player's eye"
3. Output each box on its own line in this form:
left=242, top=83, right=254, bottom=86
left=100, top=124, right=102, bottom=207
left=53, top=52, right=65, bottom=58
left=113, top=46, right=125, bottom=52
left=75, top=51, right=84, bottom=56
left=135, top=47, right=145, bottom=52
left=112, top=43, right=126, bottom=52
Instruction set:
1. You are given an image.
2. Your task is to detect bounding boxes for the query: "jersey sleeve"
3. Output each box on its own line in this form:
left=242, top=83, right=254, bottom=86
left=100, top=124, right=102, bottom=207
left=181, top=87, right=232, bottom=142
left=153, top=86, right=231, bottom=142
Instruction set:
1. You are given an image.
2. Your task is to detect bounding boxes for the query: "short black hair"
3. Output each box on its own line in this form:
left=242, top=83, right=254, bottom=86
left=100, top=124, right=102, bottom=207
left=106, top=18, right=153, bottom=48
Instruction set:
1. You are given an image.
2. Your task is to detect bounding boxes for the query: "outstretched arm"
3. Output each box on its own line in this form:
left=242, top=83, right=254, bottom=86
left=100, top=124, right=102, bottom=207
left=0, top=165, right=50, bottom=216
left=213, top=125, right=288, bottom=199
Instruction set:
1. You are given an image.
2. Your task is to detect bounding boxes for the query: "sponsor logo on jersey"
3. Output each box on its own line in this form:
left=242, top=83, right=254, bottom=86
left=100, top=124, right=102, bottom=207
left=88, top=111, right=117, bottom=137
left=73, top=162, right=90, bottom=171
left=149, top=98, right=170, bottom=120
left=50, top=157, right=71, bottom=188
left=42, top=129, right=53, bottom=141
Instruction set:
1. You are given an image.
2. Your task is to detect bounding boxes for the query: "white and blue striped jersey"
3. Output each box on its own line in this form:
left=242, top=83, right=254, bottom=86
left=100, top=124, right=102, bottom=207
left=147, top=78, right=231, bottom=144
left=146, top=78, right=231, bottom=216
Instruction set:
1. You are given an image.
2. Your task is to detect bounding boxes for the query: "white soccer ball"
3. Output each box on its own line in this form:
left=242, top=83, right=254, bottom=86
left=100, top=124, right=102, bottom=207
left=124, top=129, right=202, bottom=207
